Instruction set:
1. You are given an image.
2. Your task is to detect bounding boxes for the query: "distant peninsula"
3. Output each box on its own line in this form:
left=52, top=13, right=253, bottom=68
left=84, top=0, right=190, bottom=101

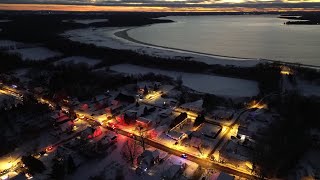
left=279, top=14, right=320, bottom=25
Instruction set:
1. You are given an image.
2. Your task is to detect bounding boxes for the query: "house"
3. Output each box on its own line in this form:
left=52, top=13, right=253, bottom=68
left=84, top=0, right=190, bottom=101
left=180, top=100, right=203, bottom=113
left=136, top=117, right=153, bottom=128
left=117, top=111, right=137, bottom=125
left=166, top=130, right=187, bottom=141
left=113, top=93, right=135, bottom=104
left=59, top=121, right=74, bottom=133
left=105, top=104, right=123, bottom=115
left=219, top=140, right=253, bottom=171
left=159, top=109, right=172, bottom=118
left=193, top=123, right=222, bottom=139
left=237, top=111, right=274, bottom=142
left=161, top=164, right=186, bottom=180
left=170, top=112, right=187, bottom=129
left=209, top=172, right=235, bottom=180
left=98, top=132, right=117, bottom=146
left=211, top=109, right=235, bottom=120
left=190, top=137, right=202, bottom=148
left=136, top=150, right=160, bottom=174
left=81, top=126, right=103, bottom=139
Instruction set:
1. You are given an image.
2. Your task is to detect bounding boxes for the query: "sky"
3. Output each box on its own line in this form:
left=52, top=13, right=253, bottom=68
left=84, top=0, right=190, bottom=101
left=0, top=0, right=319, bottom=12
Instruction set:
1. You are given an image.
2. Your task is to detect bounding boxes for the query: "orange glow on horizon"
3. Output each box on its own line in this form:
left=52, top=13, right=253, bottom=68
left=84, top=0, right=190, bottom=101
left=0, top=3, right=319, bottom=12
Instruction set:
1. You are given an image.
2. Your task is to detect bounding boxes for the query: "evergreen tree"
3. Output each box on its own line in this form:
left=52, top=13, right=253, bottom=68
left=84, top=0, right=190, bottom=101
left=67, top=155, right=76, bottom=173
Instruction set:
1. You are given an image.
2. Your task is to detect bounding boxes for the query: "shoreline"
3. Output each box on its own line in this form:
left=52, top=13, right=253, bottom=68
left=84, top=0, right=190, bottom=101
left=114, top=27, right=258, bottom=62
left=114, top=27, right=320, bottom=69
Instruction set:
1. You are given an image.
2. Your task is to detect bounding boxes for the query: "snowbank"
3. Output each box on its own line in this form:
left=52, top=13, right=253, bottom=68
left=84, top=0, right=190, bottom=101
left=62, top=27, right=261, bottom=67
left=54, top=56, right=101, bottom=67
left=8, top=47, right=62, bottom=61
left=110, top=64, right=259, bottom=97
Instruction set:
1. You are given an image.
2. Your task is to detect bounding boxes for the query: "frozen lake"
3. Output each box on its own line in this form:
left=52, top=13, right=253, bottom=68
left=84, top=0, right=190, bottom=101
left=128, top=15, right=320, bottom=66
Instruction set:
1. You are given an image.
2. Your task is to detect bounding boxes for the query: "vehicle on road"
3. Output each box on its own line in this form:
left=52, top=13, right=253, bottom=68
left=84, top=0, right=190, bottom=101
left=181, top=154, right=188, bottom=159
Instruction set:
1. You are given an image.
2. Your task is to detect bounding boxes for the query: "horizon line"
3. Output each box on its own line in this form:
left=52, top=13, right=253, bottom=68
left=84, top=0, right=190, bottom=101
left=0, top=3, right=320, bottom=12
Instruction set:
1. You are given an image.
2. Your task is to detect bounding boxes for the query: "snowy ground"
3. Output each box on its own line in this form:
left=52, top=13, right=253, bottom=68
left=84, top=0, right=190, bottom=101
left=110, top=64, right=259, bottom=97
left=0, top=19, right=11, bottom=23
left=54, top=56, right=101, bottom=67
left=0, top=40, right=26, bottom=50
left=281, top=75, right=320, bottom=97
left=292, top=149, right=320, bottom=179
left=0, top=94, right=15, bottom=108
left=8, top=47, right=62, bottom=61
left=63, top=19, right=108, bottom=24
left=62, top=27, right=262, bottom=67
left=297, top=79, right=320, bottom=97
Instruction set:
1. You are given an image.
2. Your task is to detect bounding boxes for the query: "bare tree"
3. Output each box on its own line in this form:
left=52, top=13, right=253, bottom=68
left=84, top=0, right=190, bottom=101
left=137, top=126, right=148, bottom=151
left=121, top=139, right=140, bottom=166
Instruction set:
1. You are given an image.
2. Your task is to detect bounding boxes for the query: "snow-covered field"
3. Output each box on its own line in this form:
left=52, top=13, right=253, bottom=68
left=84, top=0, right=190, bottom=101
left=110, top=64, right=259, bottom=97
left=0, top=19, right=11, bottom=23
left=297, top=80, right=320, bottom=97
left=54, top=56, right=101, bottom=67
left=8, top=47, right=62, bottom=61
left=63, top=19, right=108, bottom=24
left=0, top=40, right=25, bottom=50
left=62, top=27, right=261, bottom=67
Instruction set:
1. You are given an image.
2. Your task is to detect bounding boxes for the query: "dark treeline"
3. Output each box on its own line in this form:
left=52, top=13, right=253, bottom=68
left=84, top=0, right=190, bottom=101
left=30, top=64, right=174, bottom=101
left=0, top=52, right=24, bottom=73
left=0, top=96, right=51, bottom=156
left=252, top=92, right=320, bottom=178
left=0, top=13, right=172, bottom=43
left=279, top=13, right=320, bottom=25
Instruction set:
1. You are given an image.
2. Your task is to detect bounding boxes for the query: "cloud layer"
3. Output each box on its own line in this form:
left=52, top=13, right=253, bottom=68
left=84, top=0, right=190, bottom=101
left=0, top=0, right=319, bottom=10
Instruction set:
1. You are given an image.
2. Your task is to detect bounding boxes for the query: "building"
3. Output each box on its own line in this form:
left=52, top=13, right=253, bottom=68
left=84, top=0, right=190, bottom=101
left=180, top=99, right=203, bottom=113
left=136, top=117, right=154, bottom=128
left=193, top=123, right=222, bottom=139
left=190, top=137, right=202, bottom=148
left=81, top=126, right=103, bottom=139
left=52, top=111, right=74, bottom=133
left=136, top=150, right=160, bottom=174
left=237, top=110, right=275, bottom=142
left=97, top=131, right=117, bottom=147
left=113, top=93, right=135, bottom=104
left=209, top=172, right=235, bottom=180
left=117, top=111, right=137, bottom=125
left=170, top=112, right=187, bottom=129
left=166, top=130, right=187, bottom=141
left=219, top=140, right=253, bottom=171
left=161, top=164, right=186, bottom=180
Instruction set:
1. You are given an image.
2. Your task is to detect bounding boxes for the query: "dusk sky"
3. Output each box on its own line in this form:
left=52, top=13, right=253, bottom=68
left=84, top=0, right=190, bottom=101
left=0, top=0, right=319, bottom=11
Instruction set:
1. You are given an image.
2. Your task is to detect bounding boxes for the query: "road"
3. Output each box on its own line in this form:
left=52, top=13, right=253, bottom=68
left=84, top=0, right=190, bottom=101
left=107, top=125, right=256, bottom=179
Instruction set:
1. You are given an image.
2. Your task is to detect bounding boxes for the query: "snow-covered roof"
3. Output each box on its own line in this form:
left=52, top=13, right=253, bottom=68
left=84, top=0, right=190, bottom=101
left=217, top=172, right=235, bottom=180
left=162, top=164, right=183, bottom=179
left=166, top=131, right=185, bottom=141
left=180, top=99, right=203, bottom=112
left=195, top=123, right=221, bottom=139
left=220, top=140, right=251, bottom=162
left=190, top=137, right=202, bottom=147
